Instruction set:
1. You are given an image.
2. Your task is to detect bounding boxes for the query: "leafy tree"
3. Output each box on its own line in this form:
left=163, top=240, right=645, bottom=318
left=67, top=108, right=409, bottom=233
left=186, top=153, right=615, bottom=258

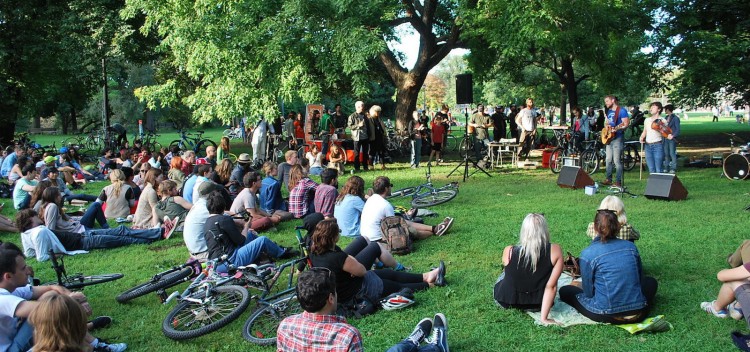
left=124, top=0, right=472, bottom=129
left=660, top=0, right=750, bottom=108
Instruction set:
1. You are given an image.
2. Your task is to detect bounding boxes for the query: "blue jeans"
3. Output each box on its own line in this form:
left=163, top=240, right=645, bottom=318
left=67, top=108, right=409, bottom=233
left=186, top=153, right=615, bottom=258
left=81, top=226, right=162, bottom=249
left=410, top=138, right=422, bottom=167
left=229, top=232, right=284, bottom=267
left=605, top=137, right=624, bottom=183
left=663, top=139, right=677, bottom=172
left=8, top=319, right=33, bottom=352
left=644, top=142, right=664, bottom=173
left=387, top=340, right=442, bottom=352
left=309, top=166, right=324, bottom=176
left=80, top=202, right=109, bottom=230
left=64, top=193, right=98, bottom=204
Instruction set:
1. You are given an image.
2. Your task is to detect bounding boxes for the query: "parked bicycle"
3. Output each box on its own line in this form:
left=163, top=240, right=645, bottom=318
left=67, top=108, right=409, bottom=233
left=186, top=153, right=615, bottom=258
left=43, top=250, right=123, bottom=290
left=579, top=132, right=640, bottom=174
left=116, top=259, right=202, bottom=303
left=388, top=163, right=459, bottom=208
left=169, top=130, right=217, bottom=158
left=222, top=126, right=243, bottom=140
left=547, top=128, right=584, bottom=174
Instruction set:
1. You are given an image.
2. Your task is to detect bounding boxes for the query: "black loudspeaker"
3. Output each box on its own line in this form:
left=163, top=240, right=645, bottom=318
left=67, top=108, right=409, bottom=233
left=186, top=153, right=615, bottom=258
left=455, top=74, right=473, bottom=104
left=644, top=173, right=688, bottom=201
left=557, top=166, right=595, bottom=189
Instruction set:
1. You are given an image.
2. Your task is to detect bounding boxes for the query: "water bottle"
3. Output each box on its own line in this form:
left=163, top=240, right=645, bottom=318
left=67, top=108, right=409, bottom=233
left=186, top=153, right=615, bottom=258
left=594, top=182, right=599, bottom=192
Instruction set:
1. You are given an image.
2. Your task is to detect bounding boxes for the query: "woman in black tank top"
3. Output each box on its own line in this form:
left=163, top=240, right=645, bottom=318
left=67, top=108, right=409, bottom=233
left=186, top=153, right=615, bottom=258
left=493, top=213, right=563, bottom=326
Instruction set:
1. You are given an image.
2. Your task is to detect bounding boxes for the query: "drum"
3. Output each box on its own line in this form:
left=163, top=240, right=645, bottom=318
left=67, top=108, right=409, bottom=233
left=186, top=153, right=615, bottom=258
left=724, top=153, right=750, bottom=180
left=739, top=144, right=750, bottom=155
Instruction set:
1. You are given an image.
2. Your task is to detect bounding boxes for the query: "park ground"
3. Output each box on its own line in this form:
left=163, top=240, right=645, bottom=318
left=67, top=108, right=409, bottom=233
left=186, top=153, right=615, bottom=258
left=3, top=113, right=750, bottom=351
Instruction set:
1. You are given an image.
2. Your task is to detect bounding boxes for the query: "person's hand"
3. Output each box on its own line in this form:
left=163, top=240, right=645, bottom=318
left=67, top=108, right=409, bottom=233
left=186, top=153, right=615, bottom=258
left=639, top=137, right=645, bottom=143
left=667, top=134, right=673, bottom=140
left=541, top=318, right=562, bottom=326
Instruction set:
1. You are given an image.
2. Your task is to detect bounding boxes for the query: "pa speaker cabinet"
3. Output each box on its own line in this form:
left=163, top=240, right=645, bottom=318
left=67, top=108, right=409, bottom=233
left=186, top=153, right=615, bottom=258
left=455, top=74, right=473, bottom=105
left=557, top=166, right=594, bottom=189
left=644, top=173, right=688, bottom=201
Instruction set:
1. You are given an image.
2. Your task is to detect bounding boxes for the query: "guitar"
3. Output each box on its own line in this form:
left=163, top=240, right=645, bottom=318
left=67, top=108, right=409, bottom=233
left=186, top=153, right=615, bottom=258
left=601, top=124, right=625, bottom=145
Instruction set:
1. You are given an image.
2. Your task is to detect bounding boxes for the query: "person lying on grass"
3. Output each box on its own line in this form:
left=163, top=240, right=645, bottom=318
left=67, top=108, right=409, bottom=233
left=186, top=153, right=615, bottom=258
left=309, top=218, right=446, bottom=310
left=560, top=209, right=658, bottom=324
left=494, top=213, right=563, bottom=326
left=15, top=209, right=174, bottom=262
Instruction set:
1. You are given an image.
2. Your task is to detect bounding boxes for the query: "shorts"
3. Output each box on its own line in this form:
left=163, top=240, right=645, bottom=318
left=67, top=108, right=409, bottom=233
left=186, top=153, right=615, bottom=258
left=431, top=143, right=442, bottom=151
left=734, top=284, right=750, bottom=328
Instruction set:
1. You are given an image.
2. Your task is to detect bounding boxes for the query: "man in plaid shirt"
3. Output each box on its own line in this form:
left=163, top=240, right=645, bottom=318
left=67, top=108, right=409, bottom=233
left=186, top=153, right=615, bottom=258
left=277, top=268, right=363, bottom=352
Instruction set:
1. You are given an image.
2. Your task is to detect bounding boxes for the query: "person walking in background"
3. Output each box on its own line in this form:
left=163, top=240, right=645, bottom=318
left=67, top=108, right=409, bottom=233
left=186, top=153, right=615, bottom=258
left=662, top=104, right=681, bottom=173
left=516, top=98, right=539, bottom=161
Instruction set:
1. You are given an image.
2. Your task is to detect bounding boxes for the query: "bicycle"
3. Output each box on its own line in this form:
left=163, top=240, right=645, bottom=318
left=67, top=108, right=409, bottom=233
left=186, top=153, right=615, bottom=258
left=241, top=226, right=310, bottom=346
left=116, top=259, right=202, bottom=303
left=387, top=162, right=459, bottom=208
left=139, top=131, right=162, bottom=152
left=547, top=128, right=583, bottom=174
left=222, top=127, right=242, bottom=140
left=579, top=132, right=640, bottom=174
left=169, top=130, right=217, bottom=158
left=43, top=250, right=123, bottom=290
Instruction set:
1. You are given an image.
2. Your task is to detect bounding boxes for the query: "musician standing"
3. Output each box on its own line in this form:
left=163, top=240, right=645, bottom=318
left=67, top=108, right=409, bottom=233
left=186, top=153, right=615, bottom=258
left=469, top=104, right=492, bottom=161
left=516, top=98, right=538, bottom=161
left=639, top=102, right=665, bottom=174
left=662, top=104, right=680, bottom=173
left=601, top=95, right=630, bottom=187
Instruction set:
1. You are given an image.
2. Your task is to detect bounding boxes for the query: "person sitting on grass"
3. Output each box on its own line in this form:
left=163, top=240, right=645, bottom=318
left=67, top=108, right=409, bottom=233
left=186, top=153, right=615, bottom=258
left=277, top=150, right=299, bottom=193
left=700, top=262, right=750, bottom=350
left=28, top=292, right=89, bottom=352
left=309, top=219, right=446, bottom=308
left=229, top=172, right=285, bottom=232
left=154, top=180, right=191, bottom=229
left=181, top=181, right=222, bottom=261
left=586, top=195, right=639, bottom=242
left=228, top=153, right=253, bottom=196
left=120, top=167, right=140, bottom=200
left=44, top=167, right=97, bottom=205
left=288, top=165, right=318, bottom=219
left=258, top=161, right=288, bottom=214
left=40, top=187, right=109, bottom=231
left=333, top=176, right=367, bottom=238
left=305, top=144, right=324, bottom=176
left=559, top=209, right=658, bottom=324
left=13, top=164, right=38, bottom=211
left=327, top=143, right=345, bottom=175
left=360, top=176, right=454, bottom=244
left=132, top=168, right=164, bottom=229
left=167, top=155, right=186, bottom=192
left=96, top=169, right=135, bottom=220
left=8, top=156, right=30, bottom=187
left=314, top=168, right=338, bottom=219
left=29, top=180, right=53, bottom=213
left=17, top=208, right=173, bottom=263
left=493, top=213, right=563, bottom=326
left=204, top=191, right=297, bottom=270
left=0, top=248, right=127, bottom=352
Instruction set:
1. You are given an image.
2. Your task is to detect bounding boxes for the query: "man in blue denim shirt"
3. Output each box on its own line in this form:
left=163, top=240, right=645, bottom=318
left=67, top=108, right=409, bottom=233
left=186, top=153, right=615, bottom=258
left=560, top=210, right=658, bottom=324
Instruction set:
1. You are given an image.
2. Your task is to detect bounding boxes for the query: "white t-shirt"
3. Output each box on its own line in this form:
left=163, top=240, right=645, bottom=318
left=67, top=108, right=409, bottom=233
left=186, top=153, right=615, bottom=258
left=643, top=116, right=664, bottom=144
left=0, top=285, right=33, bottom=351
left=518, top=108, right=537, bottom=132
left=230, top=188, right=258, bottom=215
left=183, top=198, right=209, bottom=254
left=359, top=194, right=395, bottom=241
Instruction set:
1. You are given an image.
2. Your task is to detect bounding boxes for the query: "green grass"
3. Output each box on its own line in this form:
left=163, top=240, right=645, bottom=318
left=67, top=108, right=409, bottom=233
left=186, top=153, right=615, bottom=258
left=5, top=120, right=750, bottom=351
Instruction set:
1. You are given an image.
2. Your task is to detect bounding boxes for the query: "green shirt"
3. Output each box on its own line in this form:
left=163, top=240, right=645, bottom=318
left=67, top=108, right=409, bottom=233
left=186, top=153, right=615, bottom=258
left=319, top=113, right=334, bottom=134
left=470, top=113, right=491, bottom=140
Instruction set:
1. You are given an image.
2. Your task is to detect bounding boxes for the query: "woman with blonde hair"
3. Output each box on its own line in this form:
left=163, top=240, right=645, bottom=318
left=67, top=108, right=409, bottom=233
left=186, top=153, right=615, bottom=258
left=586, top=195, right=639, bottom=242
left=29, top=292, right=90, bottom=352
left=167, top=155, right=186, bottom=191
left=493, top=213, right=563, bottom=326
left=217, top=136, right=230, bottom=160
left=133, top=168, right=164, bottom=228
left=96, top=169, right=135, bottom=219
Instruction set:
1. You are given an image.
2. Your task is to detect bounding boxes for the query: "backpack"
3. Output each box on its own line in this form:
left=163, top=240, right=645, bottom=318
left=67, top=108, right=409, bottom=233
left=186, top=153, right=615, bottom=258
left=380, top=216, right=412, bottom=255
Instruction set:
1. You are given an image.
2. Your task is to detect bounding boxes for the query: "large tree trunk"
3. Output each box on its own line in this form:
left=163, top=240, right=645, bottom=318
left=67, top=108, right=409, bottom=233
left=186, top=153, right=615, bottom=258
left=560, top=58, right=578, bottom=124
left=393, top=74, right=426, bottom=131
left=559, top=84, right=567, bottom=125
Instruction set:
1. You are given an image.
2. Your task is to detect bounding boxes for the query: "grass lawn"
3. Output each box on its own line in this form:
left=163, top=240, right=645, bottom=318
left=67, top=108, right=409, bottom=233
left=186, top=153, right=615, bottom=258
left=4, top=118, right=750, bottom=351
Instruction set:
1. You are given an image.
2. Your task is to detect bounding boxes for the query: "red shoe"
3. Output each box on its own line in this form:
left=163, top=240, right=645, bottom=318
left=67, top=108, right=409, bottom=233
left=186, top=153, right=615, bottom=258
left=601, top=179, right=612, bottom=186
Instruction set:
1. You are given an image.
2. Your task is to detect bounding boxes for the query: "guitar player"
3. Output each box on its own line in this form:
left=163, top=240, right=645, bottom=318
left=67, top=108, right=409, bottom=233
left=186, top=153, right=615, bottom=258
left=601, top=95, right=630, bottom=187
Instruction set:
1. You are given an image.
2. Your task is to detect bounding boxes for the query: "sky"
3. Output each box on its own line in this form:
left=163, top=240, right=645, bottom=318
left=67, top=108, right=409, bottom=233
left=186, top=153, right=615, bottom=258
left=389, top=25, right=469, bottom=72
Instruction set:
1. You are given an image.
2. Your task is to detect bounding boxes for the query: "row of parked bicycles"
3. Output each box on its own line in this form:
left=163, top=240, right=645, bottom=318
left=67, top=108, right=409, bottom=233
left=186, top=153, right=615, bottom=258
left=545, top=129, right=642, bottom=175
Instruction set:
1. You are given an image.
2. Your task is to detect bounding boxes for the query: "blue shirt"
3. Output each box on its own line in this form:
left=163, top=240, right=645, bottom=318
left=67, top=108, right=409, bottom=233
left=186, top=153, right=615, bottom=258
left=183, top=174, right=198, bottom=203
left=606, top=107, right=629, bottom=139
left=0, top=152, right=17, bottom=178
left=333, top=195, right=365, bottom=237
left=259, top=176, right=286, bottom=212
left=666, top=113, right=681, bottom=139
left=577, top=237, right=647, bottom=315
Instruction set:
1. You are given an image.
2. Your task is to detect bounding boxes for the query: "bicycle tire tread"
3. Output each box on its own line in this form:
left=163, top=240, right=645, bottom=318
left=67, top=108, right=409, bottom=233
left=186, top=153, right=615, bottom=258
left=116, top=267, right=194, bottom=303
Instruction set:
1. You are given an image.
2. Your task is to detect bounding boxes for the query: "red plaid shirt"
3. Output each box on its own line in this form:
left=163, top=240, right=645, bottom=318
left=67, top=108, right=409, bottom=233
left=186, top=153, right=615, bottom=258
left=289, top=178, right=318, bottom=218
left=277, top=311, right=363, bottom=352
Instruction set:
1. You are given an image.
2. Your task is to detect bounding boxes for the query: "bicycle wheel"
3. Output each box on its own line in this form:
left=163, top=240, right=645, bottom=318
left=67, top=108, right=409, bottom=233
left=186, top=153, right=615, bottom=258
left=622, top=144, right=640, bottom=171
left=549, top=147, right=565, bottom=174
left=169, top=140, right=182, bottom=151
left=162, top=285, right=251, bottom=341
left=459, top=137, right=472, bottom=154
left=116, top=267, right=194, bottom=303
left=388, top=187, right=417, bottom=199
left=445, top=135, right=458, bottom=151
left=222, top=129, right=233, bottom=137
left=411, top=189, right=458, bottom=208
left=242, top=293, right=301, bottom=346
left=58, top=273, right=124, bottom=290
left=580, top=149, right=600, bottom=174
left=195, top=140, right=217, bottom=158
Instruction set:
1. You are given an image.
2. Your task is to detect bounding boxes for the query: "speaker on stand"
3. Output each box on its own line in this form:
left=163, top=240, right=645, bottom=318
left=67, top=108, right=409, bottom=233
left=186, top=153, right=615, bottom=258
left=447, top=73, right=492, bottom=181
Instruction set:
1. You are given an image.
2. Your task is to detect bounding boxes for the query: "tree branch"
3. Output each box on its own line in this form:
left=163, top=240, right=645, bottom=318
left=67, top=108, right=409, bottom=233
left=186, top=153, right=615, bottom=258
left=387, top=17, right=412, bottom=27
left=379, top=50, right=407, bottom=83
left=575, top=74, right=590, bottom=85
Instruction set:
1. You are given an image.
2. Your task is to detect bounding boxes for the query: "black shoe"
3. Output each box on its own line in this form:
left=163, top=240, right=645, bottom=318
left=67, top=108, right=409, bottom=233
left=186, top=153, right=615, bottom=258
left=89, top=316, right=112, bottom=330
left=429, top=313, right=449, bottom=352
left=435, top=260, right=447, bottom=287
left=407, top=318, right=433, bottom=346
left=279, top=247, right=300, bottom=259
left=732, top=331, right=750, bottom=352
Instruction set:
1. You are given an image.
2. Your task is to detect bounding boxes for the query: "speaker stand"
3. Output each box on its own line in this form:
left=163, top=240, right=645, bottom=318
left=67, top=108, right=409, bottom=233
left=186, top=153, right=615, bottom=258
left=609, top=162, right=638, bottom=198
left=447, top=108, right=492, bottom=182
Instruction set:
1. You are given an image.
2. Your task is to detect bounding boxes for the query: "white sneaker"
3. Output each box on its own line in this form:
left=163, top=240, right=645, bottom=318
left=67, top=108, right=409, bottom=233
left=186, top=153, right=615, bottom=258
left=93, top=340, right=127, bottom=352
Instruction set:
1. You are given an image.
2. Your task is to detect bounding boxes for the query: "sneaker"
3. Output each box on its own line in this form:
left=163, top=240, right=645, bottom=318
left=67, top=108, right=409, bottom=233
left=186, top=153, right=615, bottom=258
left=435, top=260, right=447, bottom=287
left=434, top=217, right=454, bottom=236
left=93, top=340, right=127, bottom=352
left=89, top=316, right=112, bottom=330
left=601, top=179, right=612, bottom=186
left=730, top=302, right=744, bottom=320
left=701, top=300, right=728, bottom=318
left=279, top=247, right=300, bottom=259
left=428, top=313, right=449, bottom=352
left=732, top=331, right=750, bottom=352
left=407, top=318, right=433, bottom=346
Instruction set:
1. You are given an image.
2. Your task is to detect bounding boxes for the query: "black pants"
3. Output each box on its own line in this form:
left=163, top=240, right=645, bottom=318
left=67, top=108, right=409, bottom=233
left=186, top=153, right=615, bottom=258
left=559, top=276, right=658, bottom=324
left=353, top=140, right=369, bottom=171
left=320, top=133, right=330, bottom=159
left=344, top=237, right=428, bottom=296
